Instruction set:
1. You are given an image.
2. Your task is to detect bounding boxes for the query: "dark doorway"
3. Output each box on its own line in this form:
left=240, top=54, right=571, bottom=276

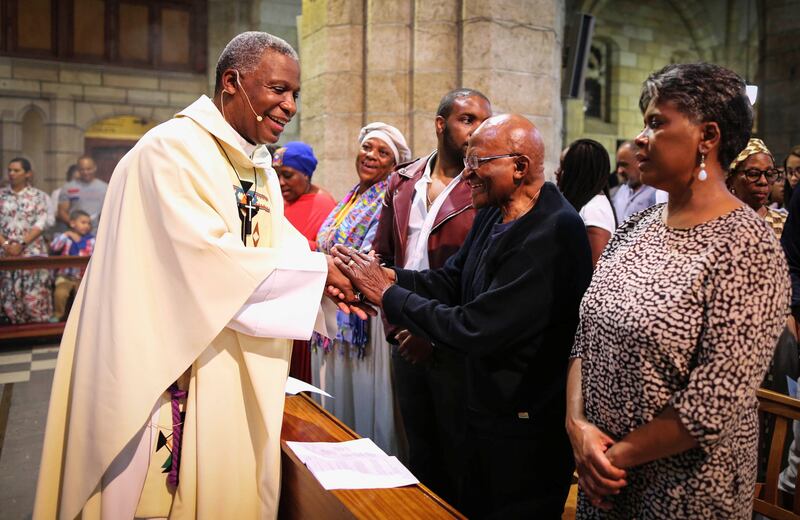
left=84, top=138, right=137, bottom=183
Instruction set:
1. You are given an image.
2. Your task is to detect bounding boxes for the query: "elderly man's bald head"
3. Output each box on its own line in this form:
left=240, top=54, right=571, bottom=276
left=464, top=114, right=548, bottom=213
left=471, top=114, right=545, bottom=180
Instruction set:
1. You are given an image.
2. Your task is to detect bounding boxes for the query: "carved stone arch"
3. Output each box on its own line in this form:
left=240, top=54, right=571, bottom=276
left=76, top=105, right=111, bottom=132
left=593, top=34, right=619, bottom=61
left=585, top=35, right=616, bottom=122
left=75, top=104, right=155, bottom=133
left=583, top=0, right=719, bottom=61
left=16, top=102, right=49, bottom=124
left=665, top=0, right=720, bottom=61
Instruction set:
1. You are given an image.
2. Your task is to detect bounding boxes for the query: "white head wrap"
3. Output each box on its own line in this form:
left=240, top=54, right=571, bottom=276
left=358, top=122, right=412, bottom=164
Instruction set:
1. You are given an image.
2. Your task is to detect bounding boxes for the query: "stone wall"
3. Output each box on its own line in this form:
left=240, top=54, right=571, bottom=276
left=0, top=57, right=206, bottom=193
left=0, top=0, right=304, bottom=194
left=759, top=0, right=800, bottom=160
left=300, top=0, right=565, bottom=198
left=564, top=0, right=758, bottom=162
left=7, top=0, right=791, bottom=198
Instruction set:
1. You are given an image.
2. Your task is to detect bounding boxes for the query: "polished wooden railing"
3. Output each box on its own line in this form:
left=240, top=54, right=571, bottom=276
left=0, top=255, right=89, bottom=342
left=0, top=255, right=90, bottom=272
left=280, top=393, right=465, bottom=519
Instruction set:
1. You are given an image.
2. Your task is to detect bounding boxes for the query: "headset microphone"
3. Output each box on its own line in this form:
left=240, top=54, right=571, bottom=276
left=235, top=71, right=263, bottom=122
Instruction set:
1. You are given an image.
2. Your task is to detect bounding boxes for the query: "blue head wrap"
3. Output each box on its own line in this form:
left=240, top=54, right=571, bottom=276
left=272, top=141, right=318, bottom=178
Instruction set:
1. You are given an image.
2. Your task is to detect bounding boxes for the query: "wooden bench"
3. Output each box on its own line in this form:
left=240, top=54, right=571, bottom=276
left=755, top=388, right=800, bottom=519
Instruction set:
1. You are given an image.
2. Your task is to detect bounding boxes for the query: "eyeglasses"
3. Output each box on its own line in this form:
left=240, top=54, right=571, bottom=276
left=785, top=167, right=800, bottom=178
left=736, top=168, right=784, bottom=183
left=463, top=153, right=521, bottom=171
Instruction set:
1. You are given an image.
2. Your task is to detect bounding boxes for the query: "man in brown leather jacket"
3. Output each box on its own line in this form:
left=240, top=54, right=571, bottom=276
left=373, top=88, right=491, bottom=504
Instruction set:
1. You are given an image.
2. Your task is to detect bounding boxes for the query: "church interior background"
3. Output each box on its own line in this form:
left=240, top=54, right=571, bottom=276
left=0, top=0, right=799, bottom=517
left=1, top=0, right=797, bottom=198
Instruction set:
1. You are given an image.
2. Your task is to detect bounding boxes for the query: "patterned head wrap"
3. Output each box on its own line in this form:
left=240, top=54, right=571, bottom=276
left=728, top=138, right=773, bottom=176
left=358, top=122, right=412, bottom=164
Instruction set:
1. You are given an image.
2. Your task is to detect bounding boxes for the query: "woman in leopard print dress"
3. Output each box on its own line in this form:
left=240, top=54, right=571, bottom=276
left=566, top=63, right=790, bottom=519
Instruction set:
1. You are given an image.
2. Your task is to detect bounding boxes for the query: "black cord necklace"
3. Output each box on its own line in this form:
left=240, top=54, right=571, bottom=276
left=214, top=136, right=259, bottom=245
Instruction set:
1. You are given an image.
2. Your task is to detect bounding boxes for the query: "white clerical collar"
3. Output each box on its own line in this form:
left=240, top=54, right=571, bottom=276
left=176, top=95, right=272, bottom=169
left=222, top=119, right=273, bottom=169
left=230, top=126, right=258, bottom=158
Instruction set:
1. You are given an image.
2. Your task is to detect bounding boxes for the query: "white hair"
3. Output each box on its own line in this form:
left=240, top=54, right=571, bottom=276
left=214, top=31, right=298, bottom=92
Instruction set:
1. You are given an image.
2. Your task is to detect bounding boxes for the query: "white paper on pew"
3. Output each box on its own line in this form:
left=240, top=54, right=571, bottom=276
left=285, top=377, right=332, bottom=398
left=285, top=438, right=419, bottom=490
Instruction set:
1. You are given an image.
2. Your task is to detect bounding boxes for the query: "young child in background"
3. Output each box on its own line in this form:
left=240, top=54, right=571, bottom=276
left=50, top=209, right=95, bottom=320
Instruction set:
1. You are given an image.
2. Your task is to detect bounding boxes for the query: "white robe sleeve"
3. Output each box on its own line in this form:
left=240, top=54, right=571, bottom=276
left=227, top=250, right=330, bottom=340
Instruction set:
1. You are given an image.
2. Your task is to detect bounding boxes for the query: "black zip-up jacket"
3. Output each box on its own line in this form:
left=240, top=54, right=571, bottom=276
left=382, top=182, right=592, bottom=430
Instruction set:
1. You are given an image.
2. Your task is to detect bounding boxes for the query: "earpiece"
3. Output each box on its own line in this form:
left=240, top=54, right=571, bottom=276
left=234, top=71, right=263, bottom=122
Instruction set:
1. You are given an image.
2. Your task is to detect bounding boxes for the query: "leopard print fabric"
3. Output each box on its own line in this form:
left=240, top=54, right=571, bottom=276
left=573, top=203, right=790, bottom=519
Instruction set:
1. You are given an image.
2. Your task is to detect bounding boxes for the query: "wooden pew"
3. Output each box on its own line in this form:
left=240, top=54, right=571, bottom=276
left=0, top=256, right=89, bottom=342
left=280, top=393, right=465, bottom=519
left=754, top=388, right=800, bottom=519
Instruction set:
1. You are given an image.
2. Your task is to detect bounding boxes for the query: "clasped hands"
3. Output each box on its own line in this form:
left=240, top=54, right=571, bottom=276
left=568, top=419, right=628, bottom=511
left=324, top=245, right=396, bottom=319
left=1, top=240, right=23, bottom=257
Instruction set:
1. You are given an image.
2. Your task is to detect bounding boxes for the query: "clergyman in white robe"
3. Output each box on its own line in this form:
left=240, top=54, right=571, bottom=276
left=33, top=94, right=335, bottom=519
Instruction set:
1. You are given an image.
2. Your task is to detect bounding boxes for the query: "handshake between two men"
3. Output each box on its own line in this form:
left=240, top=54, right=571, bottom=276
left=323, top=244, right=431, bottom=364
left=322, top=244, right=396, bottom=319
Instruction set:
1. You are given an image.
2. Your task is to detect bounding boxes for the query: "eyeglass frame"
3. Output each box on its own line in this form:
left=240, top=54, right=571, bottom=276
left=463, top=153, right=523, bottom=171
left=784, top=166, right=800, bottom=178
left=734, top=167, right=784, bottom=183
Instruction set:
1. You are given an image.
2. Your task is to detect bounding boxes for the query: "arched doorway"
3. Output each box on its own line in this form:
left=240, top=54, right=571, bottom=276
left=84, top=116, right=156, bottom=182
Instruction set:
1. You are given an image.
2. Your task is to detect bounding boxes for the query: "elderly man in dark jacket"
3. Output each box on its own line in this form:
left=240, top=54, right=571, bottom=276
left=373, top=88, right=491, bottom=503
left=334, top=114, right=593, bottom=518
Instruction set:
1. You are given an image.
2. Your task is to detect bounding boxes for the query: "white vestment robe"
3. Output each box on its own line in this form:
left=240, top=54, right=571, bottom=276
left=33, top=95, right=329, bottom=519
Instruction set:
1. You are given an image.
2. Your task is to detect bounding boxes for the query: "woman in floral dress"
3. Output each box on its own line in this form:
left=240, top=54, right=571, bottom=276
left=0, top=157, right=53, bottom=323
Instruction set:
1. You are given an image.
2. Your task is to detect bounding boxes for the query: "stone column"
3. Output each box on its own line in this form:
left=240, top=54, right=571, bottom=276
left=300, top=0, right=566, bottom=195
left=411, top=0, right=460, bottom=155
left=299, top=0, right=366, bottom=197
left=47, top=97, right=83, bottom=190
left=461, top=0, right=565, bottom=178
left=364, top=0, right=413, bottom=137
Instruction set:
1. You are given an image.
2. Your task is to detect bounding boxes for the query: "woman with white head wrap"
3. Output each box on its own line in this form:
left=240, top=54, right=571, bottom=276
left=311, top=122, right=411, bottom=454
left=358, top=122, right=413, bottom=165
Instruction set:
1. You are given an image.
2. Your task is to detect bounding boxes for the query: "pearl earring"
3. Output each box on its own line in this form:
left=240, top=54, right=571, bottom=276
left=698, top=154, right=708, bottom=181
